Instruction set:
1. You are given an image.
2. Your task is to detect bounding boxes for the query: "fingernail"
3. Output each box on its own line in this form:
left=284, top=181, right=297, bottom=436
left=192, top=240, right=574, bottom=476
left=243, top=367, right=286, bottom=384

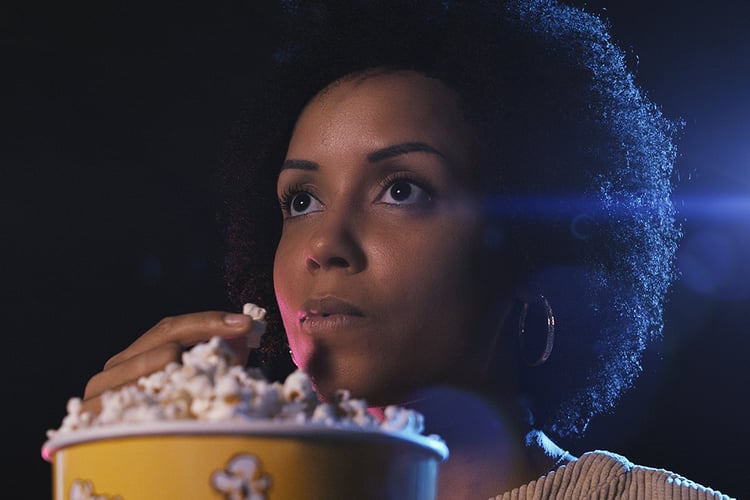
left=223, top=313, right=251, bottom=326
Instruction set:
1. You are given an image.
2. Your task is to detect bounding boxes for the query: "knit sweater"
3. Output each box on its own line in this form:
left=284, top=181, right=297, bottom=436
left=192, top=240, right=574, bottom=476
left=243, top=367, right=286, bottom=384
left=492, top=450, right=734, bottom=500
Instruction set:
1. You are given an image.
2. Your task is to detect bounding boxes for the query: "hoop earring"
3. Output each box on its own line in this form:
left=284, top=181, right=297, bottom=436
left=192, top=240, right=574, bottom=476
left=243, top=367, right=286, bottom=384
left=518, top=295, right=555, bottom=367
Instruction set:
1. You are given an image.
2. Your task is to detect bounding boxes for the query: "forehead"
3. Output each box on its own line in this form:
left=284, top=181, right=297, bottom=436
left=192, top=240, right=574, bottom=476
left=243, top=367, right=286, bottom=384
left=286, top=71, right=475, bottom=168
left=314, top=70, right=460, bottom=111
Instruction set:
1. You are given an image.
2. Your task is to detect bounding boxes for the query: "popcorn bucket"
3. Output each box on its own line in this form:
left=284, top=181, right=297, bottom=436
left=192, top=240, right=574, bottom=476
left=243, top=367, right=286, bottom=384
left=42, top=421, right=448, bottom=500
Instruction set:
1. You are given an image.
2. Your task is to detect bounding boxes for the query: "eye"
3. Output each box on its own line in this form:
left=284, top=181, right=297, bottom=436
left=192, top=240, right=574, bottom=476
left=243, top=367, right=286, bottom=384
left=281, top=190, right=324, bottom=217
left=379, top=179, right=432, bottom=206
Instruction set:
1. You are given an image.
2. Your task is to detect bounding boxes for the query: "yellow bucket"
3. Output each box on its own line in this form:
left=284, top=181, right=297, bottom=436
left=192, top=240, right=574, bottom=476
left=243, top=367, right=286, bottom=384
left=43, top=421, right=448, bottom=500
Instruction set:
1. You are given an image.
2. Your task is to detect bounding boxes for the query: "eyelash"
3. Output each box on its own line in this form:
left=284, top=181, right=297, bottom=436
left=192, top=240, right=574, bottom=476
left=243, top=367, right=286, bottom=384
left=278, top=182, right=317, bottom=216
left=377, top=172, right=435, bottom=202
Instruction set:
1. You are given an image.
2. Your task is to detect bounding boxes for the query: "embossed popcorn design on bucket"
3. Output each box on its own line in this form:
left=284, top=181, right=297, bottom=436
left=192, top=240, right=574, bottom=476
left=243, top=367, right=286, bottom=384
left=211, top=453, right=271, bottom=500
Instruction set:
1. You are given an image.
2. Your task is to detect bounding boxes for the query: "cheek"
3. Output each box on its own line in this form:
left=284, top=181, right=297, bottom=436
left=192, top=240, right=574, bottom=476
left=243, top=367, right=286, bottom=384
left=369, top=222, right=487, bottom=346
left=273, top=235, right=302, bottom=333
left=373, top=222, right=483, bottom=301
left=273, top=226, right=303, bottom=291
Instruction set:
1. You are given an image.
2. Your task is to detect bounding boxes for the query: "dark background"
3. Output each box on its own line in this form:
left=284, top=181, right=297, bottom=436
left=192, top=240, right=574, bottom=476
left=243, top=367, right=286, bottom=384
left=3, top=1, right=748, bottom=497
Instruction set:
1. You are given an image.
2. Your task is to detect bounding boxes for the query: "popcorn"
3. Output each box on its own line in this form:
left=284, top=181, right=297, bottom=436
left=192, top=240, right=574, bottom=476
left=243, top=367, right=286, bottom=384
left=47, top=334, right=431, bottom=441
left=242, top=303, right=267, bottom=348
left=382, top=405, right=425, bottom=434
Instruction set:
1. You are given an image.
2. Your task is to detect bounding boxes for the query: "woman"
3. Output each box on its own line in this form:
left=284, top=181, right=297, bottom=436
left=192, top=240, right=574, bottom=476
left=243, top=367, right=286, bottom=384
left=82, top=1, right=731, bottom=498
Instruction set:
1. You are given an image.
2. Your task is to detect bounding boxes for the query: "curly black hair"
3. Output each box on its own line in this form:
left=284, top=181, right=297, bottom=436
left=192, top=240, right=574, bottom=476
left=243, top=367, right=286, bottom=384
left=218, top=0, right=680, bottom=438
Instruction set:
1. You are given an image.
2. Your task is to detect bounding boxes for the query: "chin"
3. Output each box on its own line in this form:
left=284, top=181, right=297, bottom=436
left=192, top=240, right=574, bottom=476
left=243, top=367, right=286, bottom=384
left=306, top=369, right=397, bottom=407
left=301, top=347, right=411, bottom=405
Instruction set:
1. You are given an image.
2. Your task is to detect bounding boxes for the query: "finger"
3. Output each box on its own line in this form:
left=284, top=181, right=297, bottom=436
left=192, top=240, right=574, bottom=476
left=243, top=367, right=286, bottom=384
left=80, top=392, right=102, bottom=416
left=85, top=342, right=183, bottom=401
left=105, top=311, right=252, bottom=369
left=80, top=378, right=140, bottom=416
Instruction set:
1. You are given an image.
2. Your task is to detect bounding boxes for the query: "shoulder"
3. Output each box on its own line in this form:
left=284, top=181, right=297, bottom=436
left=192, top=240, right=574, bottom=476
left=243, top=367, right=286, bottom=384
left=492, top=450, right=734, bottom=500
left=575, top=451, right=733, bottom=499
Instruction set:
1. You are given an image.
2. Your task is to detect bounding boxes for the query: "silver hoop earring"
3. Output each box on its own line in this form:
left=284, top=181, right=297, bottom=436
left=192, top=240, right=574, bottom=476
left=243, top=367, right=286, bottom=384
left=518, top=295, right=555, bottom=367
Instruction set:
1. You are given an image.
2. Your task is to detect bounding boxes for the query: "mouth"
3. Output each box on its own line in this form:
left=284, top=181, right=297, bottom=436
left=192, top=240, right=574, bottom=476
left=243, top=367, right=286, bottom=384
left=298, top=296, right=366, bottom=334
left=299, top=296, right=365, bottom=322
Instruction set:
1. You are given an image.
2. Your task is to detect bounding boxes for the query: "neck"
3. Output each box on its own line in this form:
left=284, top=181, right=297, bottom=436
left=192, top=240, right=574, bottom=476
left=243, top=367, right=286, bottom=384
left=403, top=385, right=564, bottom=500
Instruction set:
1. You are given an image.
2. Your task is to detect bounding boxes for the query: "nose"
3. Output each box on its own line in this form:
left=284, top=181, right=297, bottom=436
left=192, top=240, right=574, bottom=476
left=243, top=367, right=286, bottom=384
left=304, top=209, right=366, bottom=273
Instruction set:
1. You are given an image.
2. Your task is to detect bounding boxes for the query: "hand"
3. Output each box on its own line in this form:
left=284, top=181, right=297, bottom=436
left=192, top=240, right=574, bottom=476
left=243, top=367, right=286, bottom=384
left=81, top=311, right=256, bottom=414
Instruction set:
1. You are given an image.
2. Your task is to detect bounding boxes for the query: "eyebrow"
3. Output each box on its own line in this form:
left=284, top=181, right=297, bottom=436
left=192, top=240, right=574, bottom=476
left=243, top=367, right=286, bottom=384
left=279, top=159, right=319, bottom=171
left=280, top=141, right=448, bottom=172
left=366, top=141, right=448, bottom=163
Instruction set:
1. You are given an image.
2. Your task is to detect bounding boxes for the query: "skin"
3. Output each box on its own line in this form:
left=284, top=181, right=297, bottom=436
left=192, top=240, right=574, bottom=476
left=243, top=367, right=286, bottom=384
left=82, top=70, right=565, bottom=499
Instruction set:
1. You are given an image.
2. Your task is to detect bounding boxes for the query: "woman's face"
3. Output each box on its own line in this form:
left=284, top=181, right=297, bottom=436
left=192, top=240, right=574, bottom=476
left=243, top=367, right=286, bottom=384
left=273, top=71, right=503, bottom=405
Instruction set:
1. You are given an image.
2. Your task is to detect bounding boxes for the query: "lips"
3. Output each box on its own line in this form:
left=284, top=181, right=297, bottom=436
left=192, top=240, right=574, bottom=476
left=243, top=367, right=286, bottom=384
left=300, top=296, right=364, bottom=320
left=298, top=296, right=366, bottom=334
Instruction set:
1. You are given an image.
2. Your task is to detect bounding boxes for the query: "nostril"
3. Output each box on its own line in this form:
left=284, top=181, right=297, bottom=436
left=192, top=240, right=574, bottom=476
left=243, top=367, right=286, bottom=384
left=326, top=256, right=349, bottom=269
